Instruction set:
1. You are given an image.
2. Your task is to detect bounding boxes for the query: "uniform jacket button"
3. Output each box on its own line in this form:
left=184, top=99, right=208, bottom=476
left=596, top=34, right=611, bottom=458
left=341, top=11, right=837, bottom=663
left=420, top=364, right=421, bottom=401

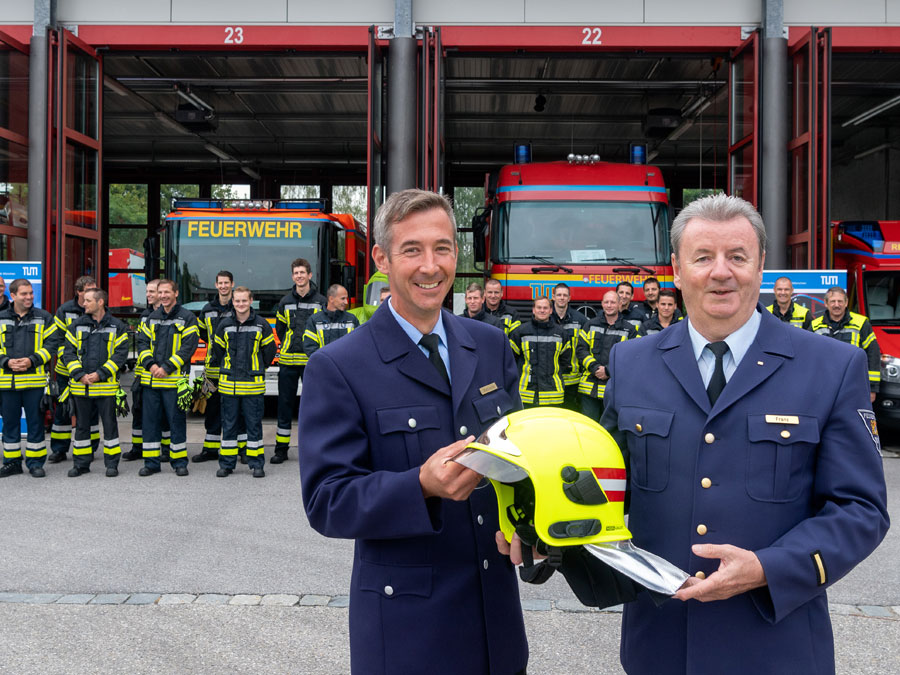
left=477, top=515, right=484, bottom=525
left=704, top=433, right=715, bottom=444
left=635, top=423, right=642, bottom=432
left=696, top=524, right=708, bottom=536
left=695, top=571, right=707, bottom=580
left=496, top=406, right=502, bottom=415
left=781, top=430, right=791, bottom=439
left=701, top=477, right=712, bottom=489
left=408, top=418, right=417, bottom=429
left=483, top=560, right=489, bottom=570
left=459, top=425, right=468, bottom=436
left=384, top=585, right=394, bottom=596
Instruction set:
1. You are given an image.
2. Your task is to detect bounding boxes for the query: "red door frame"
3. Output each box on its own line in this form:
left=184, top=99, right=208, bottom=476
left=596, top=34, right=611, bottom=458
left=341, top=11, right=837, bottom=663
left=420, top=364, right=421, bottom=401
left=0, top=31, right=30, bottom=246
left=728, top=31, right=759, bottom=206
left=366, top=25, right=384, bottom=276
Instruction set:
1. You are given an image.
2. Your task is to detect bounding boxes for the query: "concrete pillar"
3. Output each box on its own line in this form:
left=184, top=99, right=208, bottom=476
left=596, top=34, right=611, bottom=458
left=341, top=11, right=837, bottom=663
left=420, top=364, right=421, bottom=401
left=27, top=0, right=54, bottom=265
left=386, top=0, right=417, bottom=195
left=760, top=0, right=788, bottom=268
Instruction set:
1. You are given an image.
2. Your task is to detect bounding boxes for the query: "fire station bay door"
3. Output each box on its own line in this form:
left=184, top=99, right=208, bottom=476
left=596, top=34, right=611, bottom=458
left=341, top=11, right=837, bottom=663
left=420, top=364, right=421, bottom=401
left=788, top=28, right=831, bottom=269
left=49, top=29, right=102, bottom=310
left=728, top=30, right=759, bottom=207
left=419, top=26, right=445, bottom=193
left=367, top=26, right=385, bottom=263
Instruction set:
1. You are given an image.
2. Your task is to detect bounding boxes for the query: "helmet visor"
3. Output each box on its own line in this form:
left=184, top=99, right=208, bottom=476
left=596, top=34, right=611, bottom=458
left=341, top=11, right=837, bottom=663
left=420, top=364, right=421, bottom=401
left=450, top=447, right=529, bottom=484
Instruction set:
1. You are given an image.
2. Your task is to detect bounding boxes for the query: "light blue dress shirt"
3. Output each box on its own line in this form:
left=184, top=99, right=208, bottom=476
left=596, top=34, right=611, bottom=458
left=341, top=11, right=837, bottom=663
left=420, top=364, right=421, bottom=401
left=387, top=298, right=452, bottom=384
left=687, top=308, right=761, bottom=388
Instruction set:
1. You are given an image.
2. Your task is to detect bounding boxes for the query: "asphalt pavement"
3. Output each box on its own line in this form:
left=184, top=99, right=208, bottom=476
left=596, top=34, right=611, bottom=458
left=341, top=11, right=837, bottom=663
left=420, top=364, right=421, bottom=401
left=0, top=408, right=898, bottom=673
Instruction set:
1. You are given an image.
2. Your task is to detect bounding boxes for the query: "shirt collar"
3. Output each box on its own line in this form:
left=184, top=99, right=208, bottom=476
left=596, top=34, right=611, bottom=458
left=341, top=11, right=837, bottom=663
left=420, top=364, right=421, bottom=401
left=687, top=307, right=761, bottom=365
left=387, top=298, right=448, bottom=350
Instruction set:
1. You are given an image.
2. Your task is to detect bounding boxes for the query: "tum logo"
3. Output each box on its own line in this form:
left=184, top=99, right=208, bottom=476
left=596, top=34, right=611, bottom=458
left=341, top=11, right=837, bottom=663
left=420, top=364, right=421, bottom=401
left=529, top=282, right=556, bottom=299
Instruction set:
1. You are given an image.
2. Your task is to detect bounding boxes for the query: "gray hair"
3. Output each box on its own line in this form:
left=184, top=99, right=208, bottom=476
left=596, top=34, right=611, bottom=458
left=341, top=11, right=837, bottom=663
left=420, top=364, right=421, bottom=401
left=671, top=193, right=767, bottom=261
left=373, top=189, right=457, bottom=256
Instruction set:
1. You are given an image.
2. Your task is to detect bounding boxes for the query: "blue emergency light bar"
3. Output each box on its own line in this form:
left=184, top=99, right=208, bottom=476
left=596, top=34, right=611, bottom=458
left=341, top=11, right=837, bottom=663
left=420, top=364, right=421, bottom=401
left=275, top=200, right=327, bottom=210
left=630, top=143, right=647, bottom=165
left=514, top=143, right=532, bottom=164
left=172, top=198, right=327, bottom=211
left=840, top=221, right=884, bottom=249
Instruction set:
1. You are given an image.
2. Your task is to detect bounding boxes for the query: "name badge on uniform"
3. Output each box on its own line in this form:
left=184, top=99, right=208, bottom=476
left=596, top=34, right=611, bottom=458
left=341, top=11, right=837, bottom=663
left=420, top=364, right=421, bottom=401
left=857, top=409, right=881, bottom=453
left=479, top=382, right=498, bottom=395
left=764, top=414, right=799, bottom=425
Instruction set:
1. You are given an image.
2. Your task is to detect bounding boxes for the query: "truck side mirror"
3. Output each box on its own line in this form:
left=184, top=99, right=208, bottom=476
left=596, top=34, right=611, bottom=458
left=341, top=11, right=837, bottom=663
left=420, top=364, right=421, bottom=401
left=342, top=264, right=356, bottom=297
left=143, top=234, right=160, bottom=281
left=472, top=209, right=488, bottom=263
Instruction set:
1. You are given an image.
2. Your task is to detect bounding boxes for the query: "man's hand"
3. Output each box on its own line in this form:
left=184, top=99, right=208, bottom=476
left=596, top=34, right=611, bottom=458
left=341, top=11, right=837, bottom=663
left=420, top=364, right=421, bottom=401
left=8, top=357, right=31, bottom=372
left=673, top=543, right=767, bottom=602
left=495, top=531, right=547, bottom=566
left=80, top=372, right=100, bottom=385
left=419, top=436, right=480, bottom=500
left=594, top=365, right=607, bottom=380
left=149, top=365, right=168, bottom=378
left=871, top=391, right=877, bottom=403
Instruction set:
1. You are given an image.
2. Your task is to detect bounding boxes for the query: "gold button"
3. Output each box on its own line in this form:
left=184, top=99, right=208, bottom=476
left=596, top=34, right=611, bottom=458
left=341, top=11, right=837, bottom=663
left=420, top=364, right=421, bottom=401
left=696, top=524, right=708, bottom=536
left=701, top=477, right=712, bottom=489
left=704, top=433, right=715, bottom=444
left=695, top=571, right=707, bottom=580
left=635, top=423, right=643, bottom=432
left=780, top=430, right=791, bottom=439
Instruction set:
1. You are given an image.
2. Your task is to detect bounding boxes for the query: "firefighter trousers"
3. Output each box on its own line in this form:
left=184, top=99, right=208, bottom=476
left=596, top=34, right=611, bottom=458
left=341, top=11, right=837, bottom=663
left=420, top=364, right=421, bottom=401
left=51, top=374, right=99, bottom=456
left=142, top=387, right=187, bottom=470
left=1, top=388, right=46, bottom=470
left=579, top=393, right=604, bottom=423
left=203, top=385, right=247, bottom=453
left=275, top=365, right=304, bottom=449
left=220, top=394, right=264, bottom=470
left=72, top=396, right=121, bottom=470
left=131, top=382, right=170, bottom=453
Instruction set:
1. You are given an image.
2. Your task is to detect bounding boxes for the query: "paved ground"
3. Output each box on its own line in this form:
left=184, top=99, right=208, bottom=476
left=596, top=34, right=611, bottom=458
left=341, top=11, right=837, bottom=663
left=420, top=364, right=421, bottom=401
left=1, top=399, right=898, bottom=673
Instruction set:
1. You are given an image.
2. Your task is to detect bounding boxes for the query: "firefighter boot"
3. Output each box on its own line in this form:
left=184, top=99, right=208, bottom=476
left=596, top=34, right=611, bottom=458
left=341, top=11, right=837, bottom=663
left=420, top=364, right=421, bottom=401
left=121, top=446, right=142, bottom=461
left=270, top=446, right=289, bottom=464
left=191, top=449, right=218, bottom=463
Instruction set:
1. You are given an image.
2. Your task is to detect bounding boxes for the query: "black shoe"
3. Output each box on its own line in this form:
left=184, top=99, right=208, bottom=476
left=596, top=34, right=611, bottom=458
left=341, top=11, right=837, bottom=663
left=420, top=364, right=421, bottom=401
left=47, top=452, right=67, bottom=464
left=67, top=466, right=90, bottom=477
left=138, top=466, right=160, bottom=477
left=191, top=449, right=218, bottom=463
left=0, top=463, right=23, bottom=477
left=106, top=467, right=119, bottom=477
left=216, top=468, right=232, bottom=478
left=238, top=452, right=247, bottom=465
left=270, top=449, right=288, bottom=465
left=175, top=466, right=189, bottom=477
left=161, top=452, right=170, bottom=463
left=121, top=448, right=142, bottom=461
left=29, top=467, right=46, bottom=478
left=252, top=467, right=265, bottom=478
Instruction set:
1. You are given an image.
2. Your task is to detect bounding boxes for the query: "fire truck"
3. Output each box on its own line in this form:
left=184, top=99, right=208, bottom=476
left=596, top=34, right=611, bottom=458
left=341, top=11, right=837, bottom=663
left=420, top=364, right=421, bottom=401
left=472, top=148, right=672, bottom=317
left=832, top=220, right=900, bottom=427
left=108, top=248, right=147, bottom=309
left=159, top=198, right=368, bottom=395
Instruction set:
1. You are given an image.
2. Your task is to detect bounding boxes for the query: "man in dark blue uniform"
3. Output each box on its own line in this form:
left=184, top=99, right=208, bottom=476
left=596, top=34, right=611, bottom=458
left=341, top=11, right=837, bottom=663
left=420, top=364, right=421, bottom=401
left=299, top=189, right=528, bottom=675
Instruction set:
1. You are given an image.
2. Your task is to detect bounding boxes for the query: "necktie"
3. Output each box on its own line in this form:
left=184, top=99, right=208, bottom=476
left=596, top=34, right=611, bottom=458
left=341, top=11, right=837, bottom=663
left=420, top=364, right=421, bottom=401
left=705, top=341, right=730, bottom=405
left=419, top=333, right=450, bottom=385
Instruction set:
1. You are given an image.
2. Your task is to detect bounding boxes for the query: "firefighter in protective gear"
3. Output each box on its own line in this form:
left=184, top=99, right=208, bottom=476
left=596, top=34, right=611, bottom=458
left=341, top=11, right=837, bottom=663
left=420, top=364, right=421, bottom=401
left=135, top=279, right=199, bottom=476
left=211, top=287, right=277, bottom=478
left=766, top=276, right=812, bottom=330
left=509, top=296, right=572, bottom=406
left=49, top=275, right=98, bottom=464
left=576, top=290, right=637, bottom=421
left=61, top=289, right=129, bottom=477
left=0, top=279, right=60, bottom=478
left=302, top=284, right=359, bottom=358
left=192, top=270, right=237, bottom=463
left=459, top=282, right=506, bottom=330
left=273, top=257, right=326, bottom=463
left=549, top=282, right=588, bottom=410
left=812, top=286, right=881, bottom=401
left=484, top=278, right=521, bottom=334
left=638, top=288, right=682, bottom=336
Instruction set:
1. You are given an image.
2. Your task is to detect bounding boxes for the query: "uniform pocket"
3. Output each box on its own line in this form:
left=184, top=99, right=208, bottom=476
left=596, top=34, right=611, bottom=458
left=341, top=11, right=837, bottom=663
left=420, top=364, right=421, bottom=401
left=617, top=406, right=674, bottom=492
left=472, top=389, right=516, bottom=425
left=746, top=415, right=819, bottom=502
left=376, top=405, right=441, bottom=466
left=359, top=560, right=433, bottom=599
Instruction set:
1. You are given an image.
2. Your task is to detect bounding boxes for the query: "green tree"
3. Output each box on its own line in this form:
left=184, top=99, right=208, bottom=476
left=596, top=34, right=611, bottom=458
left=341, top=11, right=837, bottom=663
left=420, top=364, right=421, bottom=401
left=451, top=187, right=485, bottom=292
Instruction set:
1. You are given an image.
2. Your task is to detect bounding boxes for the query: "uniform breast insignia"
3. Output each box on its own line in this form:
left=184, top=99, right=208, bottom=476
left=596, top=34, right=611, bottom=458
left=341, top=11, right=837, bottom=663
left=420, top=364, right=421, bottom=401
left=479, top=382, right=499, bottom=395
left=857, top=409, right=881, bottom=453
left=764, top=414, right=799, bottom=425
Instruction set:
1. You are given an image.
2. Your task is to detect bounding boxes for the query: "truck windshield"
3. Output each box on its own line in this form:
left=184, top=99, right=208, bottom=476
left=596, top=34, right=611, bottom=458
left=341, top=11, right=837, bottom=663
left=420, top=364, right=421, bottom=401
left=863, top=271, right=900, bottom=324
left=494, top=201, right=670, bottom=265
left=169, top=218, right=322, bottom=316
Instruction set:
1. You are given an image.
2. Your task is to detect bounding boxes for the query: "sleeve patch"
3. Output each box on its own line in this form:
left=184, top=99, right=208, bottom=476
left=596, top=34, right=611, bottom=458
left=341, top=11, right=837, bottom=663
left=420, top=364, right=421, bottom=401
left=857, top=409, right=881, bottom=453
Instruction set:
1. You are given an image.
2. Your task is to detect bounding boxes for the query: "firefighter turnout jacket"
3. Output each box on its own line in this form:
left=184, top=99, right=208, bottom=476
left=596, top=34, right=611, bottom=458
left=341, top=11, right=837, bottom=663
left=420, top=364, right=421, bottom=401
left=767, top=302, right=813, bottom=330
left=302, top=309, right=359, bottom=358
left=811, top=310, right=881, bottom=392
left=136, top=304, right=200, bottom=388
left=639, top=314, right=683, bottom=336
left=576, top=313, right=637, bottom=399
left=199, top=297, right=234, bottom=379
left=132, top=305, right=154, bottom=384
left=550, top=307, right=588, bottom=387
left=459, top=307, right=506, bottom=331
left=0, top=306, right=59, bottom=389
left=54, top=298, right=86, bottom=376
left=485, top=301, right=522, bottom=334
left=62, top=312, right=129, bottom=397
left=212, top=310, right=277, bottom=396
left=275, top=284, right=326, bottom=367
left=509, top=318, right=572, bottom=405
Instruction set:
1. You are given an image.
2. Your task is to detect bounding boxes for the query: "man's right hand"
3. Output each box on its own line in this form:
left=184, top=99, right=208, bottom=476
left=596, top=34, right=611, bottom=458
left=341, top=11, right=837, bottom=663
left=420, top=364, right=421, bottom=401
left=149, top=365, right=168, bottom=378
left=594, top=365, right=607, bottom=380
left=419, top=436, right=479, bottom=500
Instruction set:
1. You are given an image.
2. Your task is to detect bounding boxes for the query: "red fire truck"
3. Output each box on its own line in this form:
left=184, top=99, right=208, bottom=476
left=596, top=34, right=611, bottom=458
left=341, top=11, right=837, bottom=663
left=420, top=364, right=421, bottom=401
left=472, top=150, right=672, bottom=318
left=832, top=220, right=900, bottom=427
left=159, top=198, right=368, bottom=395
left=108, top=248, right=147, bottom=309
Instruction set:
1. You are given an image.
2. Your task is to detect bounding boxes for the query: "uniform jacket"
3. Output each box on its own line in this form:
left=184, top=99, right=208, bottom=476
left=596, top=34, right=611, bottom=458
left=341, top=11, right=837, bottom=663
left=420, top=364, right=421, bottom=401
left=54, top=298, right=86, bottom=376
left=275, top=284, right=326, bottom=367
left=212, top=310, right=276, bottom=396
left=638, top=314, right=682, bottom=336
left=136, top=303, right=199, bottom=388
left=0, top=305, right=59, bottom=389
left=576, top=313, right=637, bottom=398
left=766, top=301, right=813, bottom=331
left=62, top=312, right=129, bottom=397
left=132, top=305, right=155, bottom=384
left=303, top=308, right=359, bottom=358
left=623, top=300, right=651, bottom=328
left=509, top=318, right=572, bottom=405
left=459, top=307, right=506, bottom=331
left=298, top=304, right=528, bottom=675
left=485, top=301, right=521, bottom=334
left=199, top=297, right=234, bottom=379
left=550, top=306, right=588, bottom=386
left=811, top=310, right=881, bottom=392
left=601, top=306, right=889, bottom=675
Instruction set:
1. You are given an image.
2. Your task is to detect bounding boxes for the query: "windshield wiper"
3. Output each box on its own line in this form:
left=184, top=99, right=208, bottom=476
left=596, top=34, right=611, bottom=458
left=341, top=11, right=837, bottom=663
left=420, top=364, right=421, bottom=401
left=576, top=257, right=656, bottom=275
left=506, top=256, right=574, bottom=274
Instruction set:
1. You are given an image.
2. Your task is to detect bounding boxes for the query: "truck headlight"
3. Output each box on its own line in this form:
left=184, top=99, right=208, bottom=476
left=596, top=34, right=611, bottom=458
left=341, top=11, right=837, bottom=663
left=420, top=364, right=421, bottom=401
left=881, top=355, right=900, bottom=383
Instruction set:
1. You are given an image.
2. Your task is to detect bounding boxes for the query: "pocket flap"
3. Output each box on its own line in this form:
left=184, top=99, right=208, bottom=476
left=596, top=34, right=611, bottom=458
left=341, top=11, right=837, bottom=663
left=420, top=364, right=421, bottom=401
left=747, top=415, right=820, bottom=445
left=359, top=561, right=433, bottom=599
left=376, top=405, right=441, bottom=434
left=617, top=406, right=674, bottom=437
left=472, top=389, right=516, bottom=424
